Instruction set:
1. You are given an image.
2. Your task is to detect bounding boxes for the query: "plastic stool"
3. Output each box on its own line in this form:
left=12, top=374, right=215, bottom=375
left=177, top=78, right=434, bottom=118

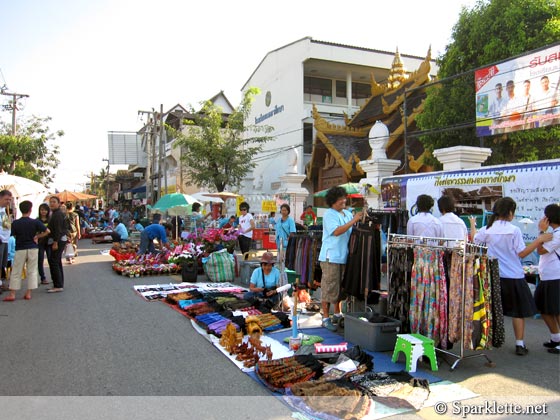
left=392, top=333, right=438, bottom=372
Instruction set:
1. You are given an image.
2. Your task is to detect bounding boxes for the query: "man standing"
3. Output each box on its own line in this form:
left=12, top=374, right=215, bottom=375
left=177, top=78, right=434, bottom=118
left=3, top=201, right=49, bottom=301
left=535, top=75, right=559, bottom=127
left=137, top=222, right=172, bottom=255
left=0, top=190, right=14, bottom=292
left=47, top=196, right=67, bottom=293
left=318, top=187, right=362, bottom=331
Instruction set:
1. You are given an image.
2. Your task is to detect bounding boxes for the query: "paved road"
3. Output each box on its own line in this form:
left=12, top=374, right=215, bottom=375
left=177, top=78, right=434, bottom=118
left=0, top=240, right=293, bottom=419
left=1, top=240, right=559, bottom=420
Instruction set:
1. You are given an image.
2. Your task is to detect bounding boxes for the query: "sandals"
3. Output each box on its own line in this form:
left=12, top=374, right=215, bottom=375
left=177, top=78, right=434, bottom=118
left=3, top=295, right=15, bottom=302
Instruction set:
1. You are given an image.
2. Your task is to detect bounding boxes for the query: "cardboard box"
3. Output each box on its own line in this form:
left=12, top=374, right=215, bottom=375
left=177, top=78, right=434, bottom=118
left=344, top=313, right=401, bottom=352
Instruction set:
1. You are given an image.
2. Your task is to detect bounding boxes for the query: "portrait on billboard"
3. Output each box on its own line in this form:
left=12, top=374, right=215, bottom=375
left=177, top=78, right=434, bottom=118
left=475, top=44, right=559, bottom=136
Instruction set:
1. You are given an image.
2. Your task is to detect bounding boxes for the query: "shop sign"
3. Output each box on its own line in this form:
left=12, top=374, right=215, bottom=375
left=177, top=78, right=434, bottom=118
left=261, top=200, right=277, bottom=212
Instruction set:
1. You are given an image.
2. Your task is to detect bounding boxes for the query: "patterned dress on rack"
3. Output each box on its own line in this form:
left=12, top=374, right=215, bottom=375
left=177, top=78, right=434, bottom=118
left=409, top=247, right=447, bottom=348
left=448, top=252, right=475, bottom=348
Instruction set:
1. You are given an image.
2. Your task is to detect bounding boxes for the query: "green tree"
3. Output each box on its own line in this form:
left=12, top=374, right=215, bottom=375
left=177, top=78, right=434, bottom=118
left=171, top=87, right=274, bottom=192
left=416, top=0, right=560, bottom=168
left=0, top=115, right=62, bottom=185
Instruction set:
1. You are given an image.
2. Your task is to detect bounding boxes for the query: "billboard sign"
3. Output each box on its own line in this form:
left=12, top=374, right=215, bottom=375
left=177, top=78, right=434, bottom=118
left=475, top=44, right=560, bottom=136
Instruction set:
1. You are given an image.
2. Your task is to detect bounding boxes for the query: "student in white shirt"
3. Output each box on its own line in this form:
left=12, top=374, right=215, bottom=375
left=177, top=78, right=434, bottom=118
left=437, top=196, right=467, bottom=243
left=534, top=204, right=560, bottom=354
left=407, top=194, right=443, bottom=238
left=471, top=197, right=552, bottom=356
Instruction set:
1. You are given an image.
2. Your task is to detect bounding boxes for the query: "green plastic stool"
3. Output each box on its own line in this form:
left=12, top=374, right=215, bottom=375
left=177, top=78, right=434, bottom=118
left=391, top=333, right=438, bottom=372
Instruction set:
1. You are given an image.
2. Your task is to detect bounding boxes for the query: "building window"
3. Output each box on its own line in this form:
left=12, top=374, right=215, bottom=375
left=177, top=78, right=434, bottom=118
left=304, top=76, right=332, bottom=97
left=303, top=123, right=313, bottom=154
left=335, top=81, right=371, bottom=99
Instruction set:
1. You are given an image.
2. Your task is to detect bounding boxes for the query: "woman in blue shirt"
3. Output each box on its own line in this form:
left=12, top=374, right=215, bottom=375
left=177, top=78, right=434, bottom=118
left=244, top=252, right=280, bottom=305
left=275, top=204, right=296, bottom=252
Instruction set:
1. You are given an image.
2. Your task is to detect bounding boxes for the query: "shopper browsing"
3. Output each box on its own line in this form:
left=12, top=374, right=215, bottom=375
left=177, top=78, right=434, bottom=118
left=318, top=187, right=363, bottom=332
left=534, top=204, right=560, bottom=355
left=3, top=201, right=50, bottom=301
left=237, top=202, right=255, bottom=260
left=275, top=204, right=296, bottom=252
left=437, top=196, right=468, bottom=242
left=471, top=197, right=552, bottom=356
left=407, top=194, right=443, bottom=238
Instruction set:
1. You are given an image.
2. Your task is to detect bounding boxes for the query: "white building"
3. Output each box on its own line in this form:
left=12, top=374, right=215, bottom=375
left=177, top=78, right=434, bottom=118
left=241, top=37, right=435, bottom=202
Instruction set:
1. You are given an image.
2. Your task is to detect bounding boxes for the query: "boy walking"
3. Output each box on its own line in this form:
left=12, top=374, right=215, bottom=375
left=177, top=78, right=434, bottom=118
left=3, top=201, right=49, bottom=301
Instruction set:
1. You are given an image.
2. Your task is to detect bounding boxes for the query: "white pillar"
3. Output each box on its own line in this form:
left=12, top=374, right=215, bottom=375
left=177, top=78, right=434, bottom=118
left=433, top=146, right=492, bottom=171
left=358, top=158, right=401, bottom=209
left=346, top=70, right=352, bottom=113
left=277, top=174, right=309, bottom=223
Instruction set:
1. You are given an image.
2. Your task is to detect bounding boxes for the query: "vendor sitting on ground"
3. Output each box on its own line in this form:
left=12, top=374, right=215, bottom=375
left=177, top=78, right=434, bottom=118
left=243, top=252, right=281, bottom=305
left=110, top=218, right=129, bottom=243
left=137, top=222, right=173, bottom=255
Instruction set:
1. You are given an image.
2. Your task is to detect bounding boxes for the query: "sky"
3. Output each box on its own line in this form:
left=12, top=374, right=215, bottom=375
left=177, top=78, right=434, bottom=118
left=0, top=0, right=479, bottom=192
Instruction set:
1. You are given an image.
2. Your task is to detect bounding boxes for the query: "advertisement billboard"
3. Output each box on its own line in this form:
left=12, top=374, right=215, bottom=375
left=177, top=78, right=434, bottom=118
left=475, top=44, right=560, bottom=137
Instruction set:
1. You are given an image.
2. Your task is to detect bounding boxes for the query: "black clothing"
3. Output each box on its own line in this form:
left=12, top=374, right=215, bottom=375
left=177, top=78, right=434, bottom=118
left=10, top=217, right=47, bottom=250
left=48, top=208, right=67, bottom=242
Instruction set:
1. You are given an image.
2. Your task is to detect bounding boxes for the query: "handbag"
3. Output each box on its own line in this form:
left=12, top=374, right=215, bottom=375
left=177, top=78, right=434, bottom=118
left=63, top=242, right=75, bottom=259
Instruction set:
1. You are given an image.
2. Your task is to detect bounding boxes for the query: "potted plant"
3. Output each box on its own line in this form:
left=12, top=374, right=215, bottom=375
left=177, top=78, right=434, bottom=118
left=168, top=242, right=204, bottom=282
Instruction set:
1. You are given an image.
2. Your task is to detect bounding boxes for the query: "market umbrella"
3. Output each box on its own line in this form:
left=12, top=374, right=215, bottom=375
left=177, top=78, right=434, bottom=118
left=201, top=191, right=239, bottom=200
left=151, top=193, right=201, bottom=212
left=191, top=192, right=224, bottom=203
left=0, top=173, right=48, bottom=200
left=313, top=182, right=379, bottom=198
left=313, top=182, right=362, bottom=198
left=152, top=193, right=201, bottom=239
left=49, top=190, right=97, bottom=202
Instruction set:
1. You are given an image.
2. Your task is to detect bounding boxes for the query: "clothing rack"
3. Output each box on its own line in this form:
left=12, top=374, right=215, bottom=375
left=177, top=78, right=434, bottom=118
left=387, top=233, right=495, bottom=371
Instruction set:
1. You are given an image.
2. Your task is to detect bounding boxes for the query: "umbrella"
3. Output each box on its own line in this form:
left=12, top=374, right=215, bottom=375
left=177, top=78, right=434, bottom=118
left=192, top=192, right=224, bottom=203
left=0, top=173, right=48, bottom=200
left=151, top=193, right=201, bottom=212
left=314, top=182, right=379, bottom=198
left=49, top=190, right=97, bottom=202
left=313, top=182, right=362, bottom=198
left=201, top=191, right=239, bottom=200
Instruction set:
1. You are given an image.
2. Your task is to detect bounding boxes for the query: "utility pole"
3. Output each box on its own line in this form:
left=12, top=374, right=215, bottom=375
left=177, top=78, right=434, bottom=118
left=138, top=110, right=157, bottom=206
left=1, top=90, right=29, bottom=135
left=160, top=104, right=168, bottom=195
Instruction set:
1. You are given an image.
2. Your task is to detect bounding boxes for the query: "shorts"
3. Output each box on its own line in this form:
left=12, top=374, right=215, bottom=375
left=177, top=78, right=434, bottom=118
left=319, top=261, right=345, bottom=304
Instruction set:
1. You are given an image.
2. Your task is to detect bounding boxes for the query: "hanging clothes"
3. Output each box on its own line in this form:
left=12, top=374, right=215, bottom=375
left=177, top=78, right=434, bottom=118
left=408, top=247, right=448, bottom=348
left=285, top=233, right=322, bottom=287
left=488, top=258, right=505, bottom=348
left=387, top=247, right=413, bottom=333
left=342, top=224, right=381, bottom=302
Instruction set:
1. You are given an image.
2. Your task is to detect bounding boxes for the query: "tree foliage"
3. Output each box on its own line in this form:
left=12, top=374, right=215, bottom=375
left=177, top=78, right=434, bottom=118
left=416, top=0, right=560, bottom=168
left=0, top=115, right=63, bottom=185
left=171, top=87, right=274, bottom=192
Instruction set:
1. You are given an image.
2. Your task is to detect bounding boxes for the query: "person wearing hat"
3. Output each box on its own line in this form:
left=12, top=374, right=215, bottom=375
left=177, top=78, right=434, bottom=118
left=243, top=252, right=280, bottom=305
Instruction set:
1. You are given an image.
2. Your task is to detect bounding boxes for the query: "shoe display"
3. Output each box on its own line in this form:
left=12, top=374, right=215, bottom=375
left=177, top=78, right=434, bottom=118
left=543, top=340, right=560, bottom=349
left=515, top=345, right=529, bottom=356
left=322, top=318, right=337, bottom=332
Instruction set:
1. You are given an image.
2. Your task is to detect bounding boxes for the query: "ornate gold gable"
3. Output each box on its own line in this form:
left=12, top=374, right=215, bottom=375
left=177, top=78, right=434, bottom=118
left=308, top=47, right=434, bottom=182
